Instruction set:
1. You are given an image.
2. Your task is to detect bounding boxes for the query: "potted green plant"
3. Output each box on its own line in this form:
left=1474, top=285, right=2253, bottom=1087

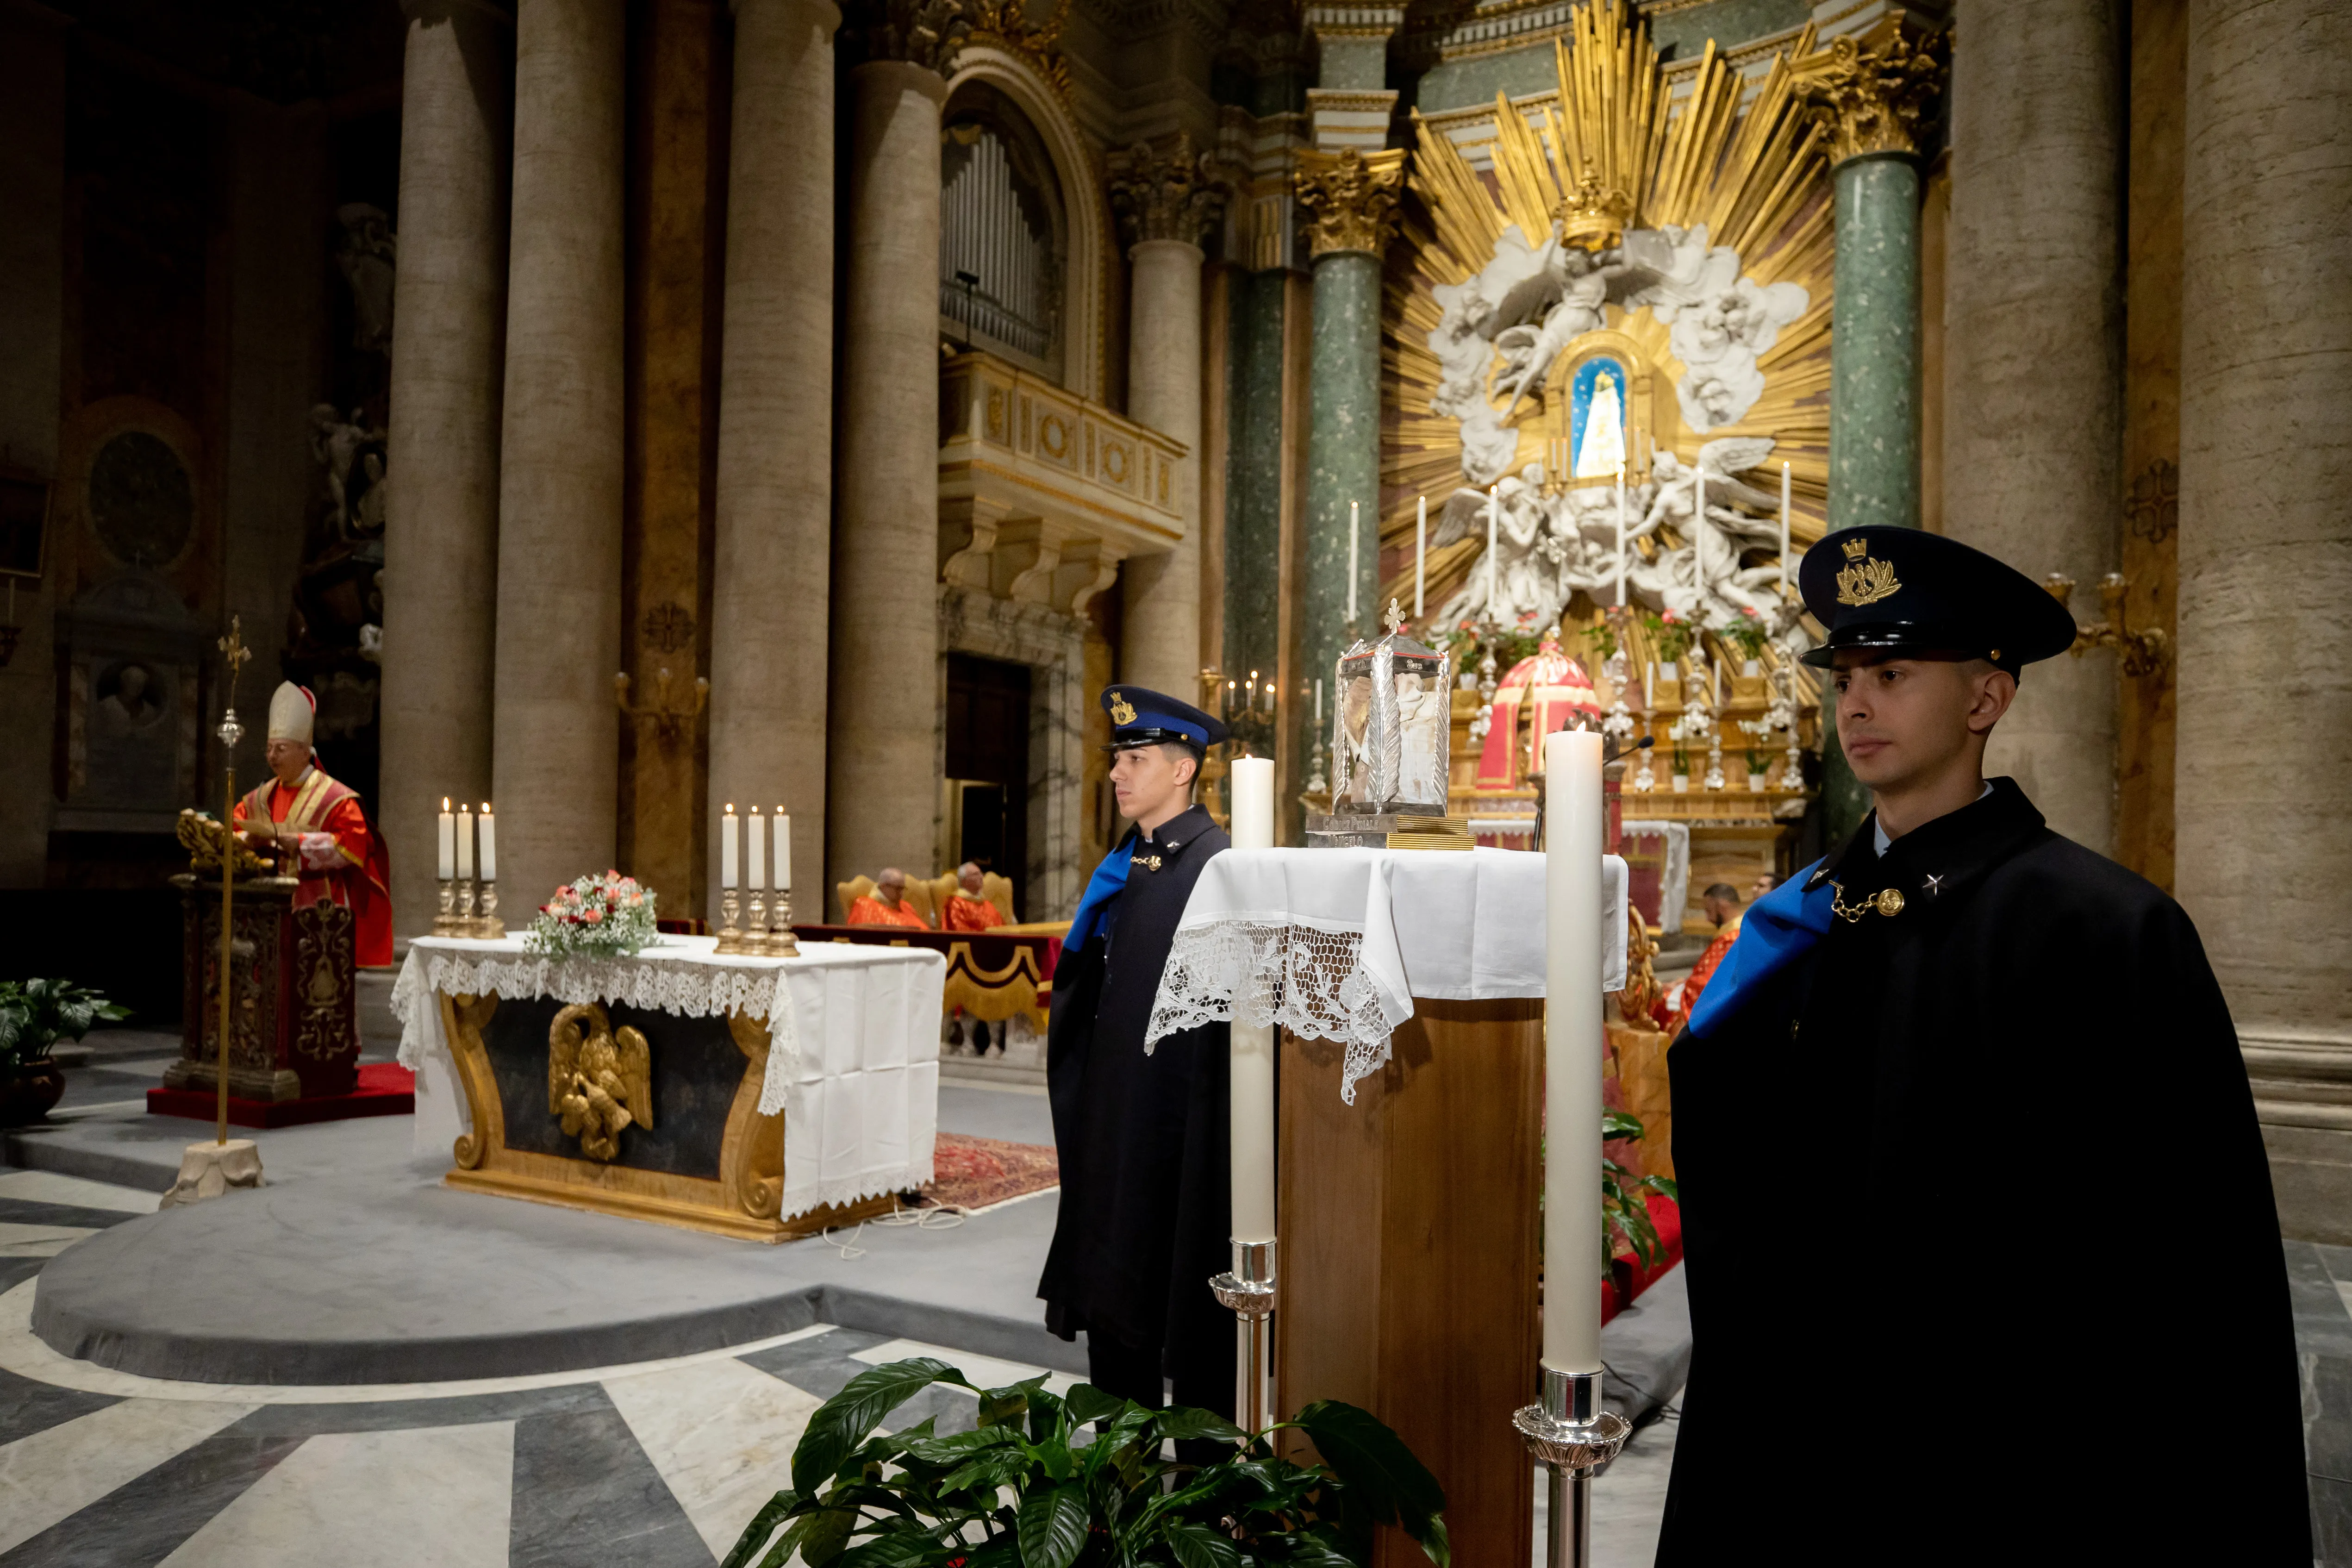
left=1602, top=1109, right=1678, bottom=1290
left=0, top=979, right=129, bottom=1126
left=725, top=1358, right=1450, bottom=1568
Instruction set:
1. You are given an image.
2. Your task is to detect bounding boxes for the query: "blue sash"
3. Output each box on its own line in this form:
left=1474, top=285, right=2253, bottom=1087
left=1064, top=838, right=1135, bottom=953
left=1685, top=857, right=1836, bottom=1040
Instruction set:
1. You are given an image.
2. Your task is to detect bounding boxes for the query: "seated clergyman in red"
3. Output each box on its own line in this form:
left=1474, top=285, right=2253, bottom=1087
left=845, top=867, right=931, bottom=930
left=942, top=861, right=1007, bottom=933
left=234, top=681, right=393, bottom=967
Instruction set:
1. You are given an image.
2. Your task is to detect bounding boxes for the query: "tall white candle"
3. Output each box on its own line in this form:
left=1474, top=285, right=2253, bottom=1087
left=1415, top=494, right=1426, bottom=619
left=1542, top=729, right=1605, bottom=1374
left=722, top=804, right=738, bottom=890
left=1228, top=756, right=1277, bottom=1245
left=1315, top=678, right=1323, bottom=725
left=1643, top=662, right=1653, bottom=708
left=1348, top=501, right=1360, bottom=623
left=775, top=811, right=792, bottom=892
left=1779, top=461, right=1793, bottom=593
left=1693, top=462, right=1705, bottom=538
left=437, top=799, right=455, bottom=881
left=747, top=806, right=766, bottom=894
left=1615, top=462, right=1628, bottom=606
left=477, top=804, right=496, bottom=882
left=455, top=805, right=474, bottom=881
left=1487, top=486, right=1499, bottom=615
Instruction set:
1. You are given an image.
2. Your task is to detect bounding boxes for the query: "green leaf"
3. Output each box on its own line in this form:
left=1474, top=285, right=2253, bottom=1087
left=1292, top=1402, right=1447, bottom=1566
left=794, top=1359, right=972, bottom=1495
left=907, top=1426, right=1021, bottom=1465
left=1064, top=1382, right=1125, bottom=1428
left=1251, top=1527, right=1360, bottom=1568
left=797, top=1504, right=860, bottom=1568
left=720, top=1490, right=801, bottom=1568
left=1153, top=1406, right=1247, bottom=1445
left=1017, top=1480, right=1090, bottom=1568
left=1163, top=1523, right=1244, bottom=1568
left=834, top=1531, right=955, bottom=1568
left=1601, top=1110, right=1646, bottom=1141
left=978, top=1385, right=1031, bottom=1430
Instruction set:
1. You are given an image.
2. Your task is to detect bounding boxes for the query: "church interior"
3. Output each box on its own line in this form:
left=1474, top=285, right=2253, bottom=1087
left=0, top=0, right=2346, bottom=1560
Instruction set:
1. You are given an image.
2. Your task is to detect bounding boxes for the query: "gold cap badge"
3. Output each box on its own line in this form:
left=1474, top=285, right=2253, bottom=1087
left=1110, top=695, right=1137, bottom=725
left=1835, top=551, right=1901, bottom=608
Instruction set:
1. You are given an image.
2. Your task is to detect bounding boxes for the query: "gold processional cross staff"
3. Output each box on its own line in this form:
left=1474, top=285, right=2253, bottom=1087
left=214, top=616, right=252, bottom=1146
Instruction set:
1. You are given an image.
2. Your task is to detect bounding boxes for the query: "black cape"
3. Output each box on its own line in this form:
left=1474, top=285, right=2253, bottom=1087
left=1038, top=805, right=1234, bottom=1399
left=1659, top=780, right=2308, bottom=1563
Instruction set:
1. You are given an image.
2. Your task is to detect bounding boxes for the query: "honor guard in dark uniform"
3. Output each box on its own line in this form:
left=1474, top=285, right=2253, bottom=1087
left=1037, top=685, right=1236, bottom=1418
left=1660, top=527, right=2308, bottom=1564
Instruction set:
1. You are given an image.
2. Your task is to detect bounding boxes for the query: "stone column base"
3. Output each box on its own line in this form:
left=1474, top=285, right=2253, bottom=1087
left=159, top=1139, right=268, bottom=1209
left=2245, top=1032, right=2352, bottom=1243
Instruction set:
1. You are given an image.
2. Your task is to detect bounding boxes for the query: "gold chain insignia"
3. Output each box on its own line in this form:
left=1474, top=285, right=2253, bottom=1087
left=1110, top=695, right=1137, bottom=725
left=1835, top=546, right=1901, bottom=607
left=1135, top=854, right=1163, bottom=871
left=1829, top=882, right=1905, bottom=922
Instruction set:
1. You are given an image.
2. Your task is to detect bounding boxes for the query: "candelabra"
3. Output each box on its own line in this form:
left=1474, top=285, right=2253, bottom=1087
left=435, top=877, right=463, bottom=935
left=746, top=886, right=767, bottom=952
left=459, top=875, right=479, bottom=926
left=474, top=879, right=503, bottom=938
left=715, top=886, right=749, bottom=954
left=1209, top=1240, right=1276, bottom=1436
left=1632, top=712, right=1656, bottom=791
left=1703, top=730, right=1726, bottom=791
left=1515, top=1367, right=1630, bottom=1568
left=766, top=887, right=800, bottom=956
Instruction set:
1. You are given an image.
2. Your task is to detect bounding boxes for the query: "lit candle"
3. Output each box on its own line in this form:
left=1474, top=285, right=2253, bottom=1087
left=1228, top=755, right=1277, bottom=1244
left=1779, top=461, right=1792, bottom=594
left=747, top=806, right=766, bottom=894
left=1415, top=494, right=1427, bottom=619
left=1615, top=462, right=1628, bottom=607
left=455, top=803, right=474, bottom=881
left=775, top=810, right=792, bottom=892
left=437, top=799, right=455, bottom=881
left=722, top=803, right=738, bottom=890
left=1542, top=728, right=1605, bottom=1375
left=1315, top=678, right=1323, bottom=726
left=1348, top=501, right=1360, bottom=624
left=477, top=804, right=496, bottom=882
left=1487, top=486, right=1499, bottom=615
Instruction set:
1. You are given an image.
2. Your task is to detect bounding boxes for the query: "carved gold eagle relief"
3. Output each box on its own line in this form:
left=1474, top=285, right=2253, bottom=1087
left=547, top=1002, right=652, bottom=1162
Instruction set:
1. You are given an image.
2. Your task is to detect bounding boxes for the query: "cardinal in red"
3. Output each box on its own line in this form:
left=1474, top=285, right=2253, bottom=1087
left=233, top=681, right=394, bottom=967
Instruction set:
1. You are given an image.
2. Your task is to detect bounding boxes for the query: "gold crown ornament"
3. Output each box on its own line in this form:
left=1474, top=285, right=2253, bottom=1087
left=1557, top=171, right=1635, bottom=250
left=1110, top=694, right=1137, bottom=725
left=1835, top=548, right=1901, bottom=608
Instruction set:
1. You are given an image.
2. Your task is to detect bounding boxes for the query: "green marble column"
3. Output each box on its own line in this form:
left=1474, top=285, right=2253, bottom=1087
left=1224, top=269, right=1286, bottom=687
left=1819, top=151, right=1925, bottom=844
left=1302, top=248, right=1381, bottom=717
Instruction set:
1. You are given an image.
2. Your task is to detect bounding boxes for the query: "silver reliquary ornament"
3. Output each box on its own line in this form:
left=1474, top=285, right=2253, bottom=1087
left=1332, top=600, right=1453, bottom=815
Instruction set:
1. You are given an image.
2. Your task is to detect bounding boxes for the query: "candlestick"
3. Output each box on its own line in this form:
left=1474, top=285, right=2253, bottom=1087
left=1217, top=752, right=1280, bottom=1439
left=477, top=804, right=497, bottom=883
left=1614, top=463, right=1627, bottom=607
left=437, top=875, right=458, bottom=933
left=771, top=807, right=799, bottom=954
left=746, top=806, right=767, bottom=950
left=721, top=803, right=738, bottom=891
left=1415, top=495, right=1426, bottom=619
left=1348, top=501, right=1359, bottom=624
left=1516, top=729, right=1627, bottom=1568
left=476, top=874, right=502, bottom=938
left=455, top=805, right=474, bottom=882
left=437, top=799, right=455, bottom=881
left=1779, top=461, right=1792, bottom=594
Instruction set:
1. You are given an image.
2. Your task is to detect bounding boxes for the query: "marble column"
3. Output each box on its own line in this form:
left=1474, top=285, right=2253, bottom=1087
left=708, top=0, right=839, bottom=923
left=1796, top=23, right=1945, bottom=843
left=490, top=0, right=624, bottom=912
left=381, top=0, right=512, bottom=942
left=828, top=9, right=961, bottom=912
left=1224, top=269, right=1287, bottom=686
left=1944, top=0, right=2123, bottom=856
left=1294, top=147, right=1403, bottom=781
left=2177, top=0, right=2352, bottom=1239
left=1109, top=135, right=1221, bottom=701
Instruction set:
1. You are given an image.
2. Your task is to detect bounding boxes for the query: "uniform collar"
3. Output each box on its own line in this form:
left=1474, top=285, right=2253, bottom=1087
left=1806, top=777, right=2045, bottom=908
left=1137, top=803, right=1211, bottom=851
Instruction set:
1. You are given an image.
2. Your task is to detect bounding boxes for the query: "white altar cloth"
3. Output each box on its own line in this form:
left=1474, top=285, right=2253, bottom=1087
left=392, top=934, right=946, bottom=1217
left=1147, top=847, right=1628, bottom=1102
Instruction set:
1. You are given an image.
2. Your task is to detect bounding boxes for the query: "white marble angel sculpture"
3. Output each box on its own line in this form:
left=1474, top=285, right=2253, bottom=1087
left=1630, top=437, right=1812, bottom=653
left=1625, top=225, right=1809, bottom=431
left=1428, top=467, right=1561, bottom=628
left=1426, top=226, right=1556, bottom=487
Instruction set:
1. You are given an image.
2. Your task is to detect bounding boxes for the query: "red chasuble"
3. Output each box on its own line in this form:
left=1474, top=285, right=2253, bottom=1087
left=846, top=894, right=931, bottom=931
left=232, top=767, right=394, bottom=967
left=942, top=892, right=1006, bottom=933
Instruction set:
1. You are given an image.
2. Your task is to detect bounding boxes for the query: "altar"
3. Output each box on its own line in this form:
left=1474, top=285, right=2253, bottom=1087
left=392, top=934, right=946, bottom=1242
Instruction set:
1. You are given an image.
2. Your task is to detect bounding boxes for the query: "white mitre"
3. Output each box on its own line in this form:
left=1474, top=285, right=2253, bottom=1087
left=267, top=681, right=315, bottom=745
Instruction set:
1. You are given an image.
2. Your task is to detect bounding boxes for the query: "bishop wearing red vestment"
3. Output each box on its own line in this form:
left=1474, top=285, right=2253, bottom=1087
left=233, top=681, right=394, bottom=968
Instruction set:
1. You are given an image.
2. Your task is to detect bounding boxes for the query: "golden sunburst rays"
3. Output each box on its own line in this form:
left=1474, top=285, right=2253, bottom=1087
left=1380, top=0, right=1835, bottom=617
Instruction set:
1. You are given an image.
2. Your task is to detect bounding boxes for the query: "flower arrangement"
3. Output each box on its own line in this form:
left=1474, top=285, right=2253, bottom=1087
left=1645, top=608, right=1691, bottom=665
left=527, top=870, right=658, bottom=960
left=1718, top=605, right=1767, bottom=663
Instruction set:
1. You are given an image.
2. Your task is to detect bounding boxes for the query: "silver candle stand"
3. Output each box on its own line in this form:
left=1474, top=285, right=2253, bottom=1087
left=1514, top=1366, right=1630, bottom=1568
left=1209, top=1239, right=1276, bottom=1436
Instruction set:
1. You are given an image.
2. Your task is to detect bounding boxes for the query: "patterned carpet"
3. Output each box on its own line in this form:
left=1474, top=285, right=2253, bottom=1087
left=921, top=1133, right=1058, bottom=1212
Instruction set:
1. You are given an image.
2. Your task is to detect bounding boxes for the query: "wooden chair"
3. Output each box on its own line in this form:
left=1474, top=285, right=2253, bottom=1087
left=833, top=870, right=1017, bottom=928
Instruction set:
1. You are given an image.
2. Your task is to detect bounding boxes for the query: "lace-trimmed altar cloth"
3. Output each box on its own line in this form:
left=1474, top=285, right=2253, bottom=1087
left=392, top=933, right=946, bottom=1218
left=1146, top=847, right=1629, bottom=1104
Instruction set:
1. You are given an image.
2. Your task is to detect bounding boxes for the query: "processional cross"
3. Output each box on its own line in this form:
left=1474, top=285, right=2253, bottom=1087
left=212, top=617, right=252, bottom=1144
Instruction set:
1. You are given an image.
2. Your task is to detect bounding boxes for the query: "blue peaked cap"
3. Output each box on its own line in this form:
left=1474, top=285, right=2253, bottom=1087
left=1102, top=685, right=1229, bottom=751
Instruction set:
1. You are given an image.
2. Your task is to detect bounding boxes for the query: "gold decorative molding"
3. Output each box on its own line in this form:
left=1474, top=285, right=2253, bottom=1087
left=1555, top=170, right=1633, bottom=250
left=962, top=0, right=1068, bottom=97
left=1107, top=132, right=1226, bottom=248
left=547, top=1002, right=652, bottom=1163
left=853, top=0, right=968, bottom=75
left=1293, top=146, right=1407, bottom=259
left=1791, top=16, right=1946, bottom=166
